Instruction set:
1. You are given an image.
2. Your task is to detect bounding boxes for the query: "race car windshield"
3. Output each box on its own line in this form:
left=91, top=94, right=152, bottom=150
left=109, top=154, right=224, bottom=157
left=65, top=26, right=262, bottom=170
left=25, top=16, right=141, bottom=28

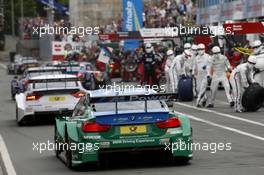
left=93, top=100, right=164, bottom=113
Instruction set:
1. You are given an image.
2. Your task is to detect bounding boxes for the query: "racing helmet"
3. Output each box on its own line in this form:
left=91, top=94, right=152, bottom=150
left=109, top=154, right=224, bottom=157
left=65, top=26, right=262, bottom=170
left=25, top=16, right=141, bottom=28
left=145, top=43, right=153, bottom=53
left=251, top=40, right=263, bottom=55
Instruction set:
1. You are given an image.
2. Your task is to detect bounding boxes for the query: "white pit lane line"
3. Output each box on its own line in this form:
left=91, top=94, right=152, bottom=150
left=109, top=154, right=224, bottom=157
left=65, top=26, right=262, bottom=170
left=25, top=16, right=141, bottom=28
left=175, top=111, right=264, bottom=141
left=175, top=102, right=264, bottom=127
left=0, top=135, right=17, bottom=175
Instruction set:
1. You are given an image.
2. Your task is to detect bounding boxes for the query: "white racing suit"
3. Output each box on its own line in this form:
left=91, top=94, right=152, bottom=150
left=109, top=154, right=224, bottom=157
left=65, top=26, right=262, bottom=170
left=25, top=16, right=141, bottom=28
left=229, top=63, right=255, bottom=111
left=192, top=53, right=211, bottom=106
left=165, top=55, right=175, bottom=92
left=254, top=51, right=264, bottom=87
left=188, top=53, right=197, bottom=96
left=169, top=54, right=187, bottom=93
left=184, top=54, right=194, bottom=76
left=208, top=54, right=233, bottom=105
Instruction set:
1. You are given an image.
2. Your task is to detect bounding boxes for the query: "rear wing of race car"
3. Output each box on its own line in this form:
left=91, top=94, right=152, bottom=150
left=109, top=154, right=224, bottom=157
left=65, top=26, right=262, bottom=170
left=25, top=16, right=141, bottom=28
left=27, top=68, right=67, bottom=73
left=89, top=93, right=178, bottom=113
left=28, top=77, right=81, bottom=89
left=28, top=77, right=81, bottom=83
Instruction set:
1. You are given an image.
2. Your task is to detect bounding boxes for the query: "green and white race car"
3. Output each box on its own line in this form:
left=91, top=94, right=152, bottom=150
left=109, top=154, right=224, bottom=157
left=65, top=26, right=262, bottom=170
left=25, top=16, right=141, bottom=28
left=54, top=88, right=193, bottom=169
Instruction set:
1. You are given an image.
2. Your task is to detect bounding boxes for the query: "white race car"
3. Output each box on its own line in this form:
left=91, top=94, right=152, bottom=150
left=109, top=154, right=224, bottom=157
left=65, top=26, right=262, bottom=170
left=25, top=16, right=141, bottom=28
left=15, top=74, right=85, bottom=125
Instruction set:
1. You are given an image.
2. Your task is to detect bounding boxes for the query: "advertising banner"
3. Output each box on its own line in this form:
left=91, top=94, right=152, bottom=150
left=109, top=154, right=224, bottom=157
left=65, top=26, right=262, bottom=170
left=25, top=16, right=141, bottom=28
left=196, top=0, right=264, bottom=25
left=223, top=22, right=264, bottom=35
left=52, top=41, right=83, bottom=60
left=123, top=0, right=143, bottom=51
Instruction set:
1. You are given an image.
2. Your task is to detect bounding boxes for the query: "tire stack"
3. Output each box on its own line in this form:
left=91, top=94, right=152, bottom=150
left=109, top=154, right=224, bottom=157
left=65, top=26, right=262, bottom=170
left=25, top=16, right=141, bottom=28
left=178, top=76, right=193, bottom=102
left=242, top=83, right=264, bottom=112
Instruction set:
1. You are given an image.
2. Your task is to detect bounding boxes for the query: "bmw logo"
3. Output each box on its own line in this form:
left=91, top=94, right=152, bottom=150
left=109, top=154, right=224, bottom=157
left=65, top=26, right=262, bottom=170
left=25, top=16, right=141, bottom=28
left=129, top=116, right=136, bottom=121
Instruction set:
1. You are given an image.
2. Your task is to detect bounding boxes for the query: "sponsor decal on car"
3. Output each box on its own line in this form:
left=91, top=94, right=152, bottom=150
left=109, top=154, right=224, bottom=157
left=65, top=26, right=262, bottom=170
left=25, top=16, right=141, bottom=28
left=112, top=138, right=155, bottom=144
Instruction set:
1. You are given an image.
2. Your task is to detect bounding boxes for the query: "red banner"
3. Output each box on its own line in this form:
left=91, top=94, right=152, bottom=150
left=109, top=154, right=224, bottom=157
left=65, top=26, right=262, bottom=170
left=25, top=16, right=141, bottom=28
left=224, top=22, right=264, bottom=35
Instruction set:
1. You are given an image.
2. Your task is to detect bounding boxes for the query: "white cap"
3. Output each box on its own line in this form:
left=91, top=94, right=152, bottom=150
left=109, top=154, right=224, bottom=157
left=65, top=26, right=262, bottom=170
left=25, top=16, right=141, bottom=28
left=247, top=55, right=257, bottom=64
left=191, top=44, right=197, bottom=50
left=184, top=43, right=191, bottom=49
left=212, top=46, right=221, bottom=53
left=166, top=49, right=174, bottom=56
left=251, top=40, right=262, bottom=48
left=197, top=43, right=205, bottom=50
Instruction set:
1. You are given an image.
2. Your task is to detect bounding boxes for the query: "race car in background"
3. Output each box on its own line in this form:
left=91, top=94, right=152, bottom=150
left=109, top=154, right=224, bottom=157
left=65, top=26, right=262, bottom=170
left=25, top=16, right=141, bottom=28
left=48, top=61, right=82, bottom=75
left=15, top=74, right=85, bottom=125
left=7, top=56, right=39, bottom=74
left=54, top=88, right=192, bottom=169
left=10, top=67, right=66, bottom=100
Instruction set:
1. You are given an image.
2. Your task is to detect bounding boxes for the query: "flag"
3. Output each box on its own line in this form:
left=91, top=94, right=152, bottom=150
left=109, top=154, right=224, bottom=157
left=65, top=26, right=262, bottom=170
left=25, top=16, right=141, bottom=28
left=97, top=47, right=113, bottom=64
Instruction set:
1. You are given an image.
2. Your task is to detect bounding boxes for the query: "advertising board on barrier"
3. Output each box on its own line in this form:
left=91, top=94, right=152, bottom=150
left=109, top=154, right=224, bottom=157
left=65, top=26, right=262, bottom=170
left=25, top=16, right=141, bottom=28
left=123, top=0, right=143, bottom=51
left=52, top=41, right=83, bottom=60
left=197, top=0, right=264, bottom=25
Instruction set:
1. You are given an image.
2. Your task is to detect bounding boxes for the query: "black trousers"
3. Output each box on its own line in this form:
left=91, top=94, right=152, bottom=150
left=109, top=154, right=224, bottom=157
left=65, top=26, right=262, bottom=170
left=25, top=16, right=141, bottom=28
left=144, top=65, right=159, bottom=86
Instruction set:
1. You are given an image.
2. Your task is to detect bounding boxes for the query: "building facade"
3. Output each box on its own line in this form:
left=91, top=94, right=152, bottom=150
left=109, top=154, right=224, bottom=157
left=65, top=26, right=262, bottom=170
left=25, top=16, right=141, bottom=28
left=196, top=0, right=264, bottom=25
left=69, top=0, right=123, bottom=27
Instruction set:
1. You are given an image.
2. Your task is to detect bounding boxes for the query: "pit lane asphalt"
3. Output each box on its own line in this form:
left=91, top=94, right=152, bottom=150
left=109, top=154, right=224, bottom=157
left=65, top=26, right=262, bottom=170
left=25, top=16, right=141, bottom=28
left=0, top=68, right=264, bottom=175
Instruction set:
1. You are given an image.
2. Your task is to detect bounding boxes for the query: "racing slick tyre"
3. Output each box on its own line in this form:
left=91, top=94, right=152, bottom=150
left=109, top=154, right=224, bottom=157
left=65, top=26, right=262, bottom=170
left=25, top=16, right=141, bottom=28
left=65, top=132, right=73, bottom=169
left=178, top=76, right=193, bottom=101
left=66, top=146, right=73, bottom=169
left=163, top=151, right=191, bottom=166
left=242, top=83, right=264, bottom=112
left=125, top=62, right=137, bottom=73
left=16, top=105, right=21, bottom=126
left=16, top=105, right=27, bottom=126
left=173, top=157, right=191, bottom=165
left=54, top=127, right=62, bottom=158
left=11, top=93, right=15, bottom=100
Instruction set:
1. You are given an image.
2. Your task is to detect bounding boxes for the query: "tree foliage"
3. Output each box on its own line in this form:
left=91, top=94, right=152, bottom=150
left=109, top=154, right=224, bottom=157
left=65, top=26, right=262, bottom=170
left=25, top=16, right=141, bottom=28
left=4, top=0, right=37, bottom=35
left=4, top=0, right=69, bottom=35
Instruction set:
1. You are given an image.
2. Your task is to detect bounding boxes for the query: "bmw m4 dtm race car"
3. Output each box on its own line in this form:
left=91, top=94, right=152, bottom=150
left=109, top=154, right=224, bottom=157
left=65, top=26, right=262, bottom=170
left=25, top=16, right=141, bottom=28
left=15, top=74, right=86, bottom=125
left=54, top=88, right=193, bottom=169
